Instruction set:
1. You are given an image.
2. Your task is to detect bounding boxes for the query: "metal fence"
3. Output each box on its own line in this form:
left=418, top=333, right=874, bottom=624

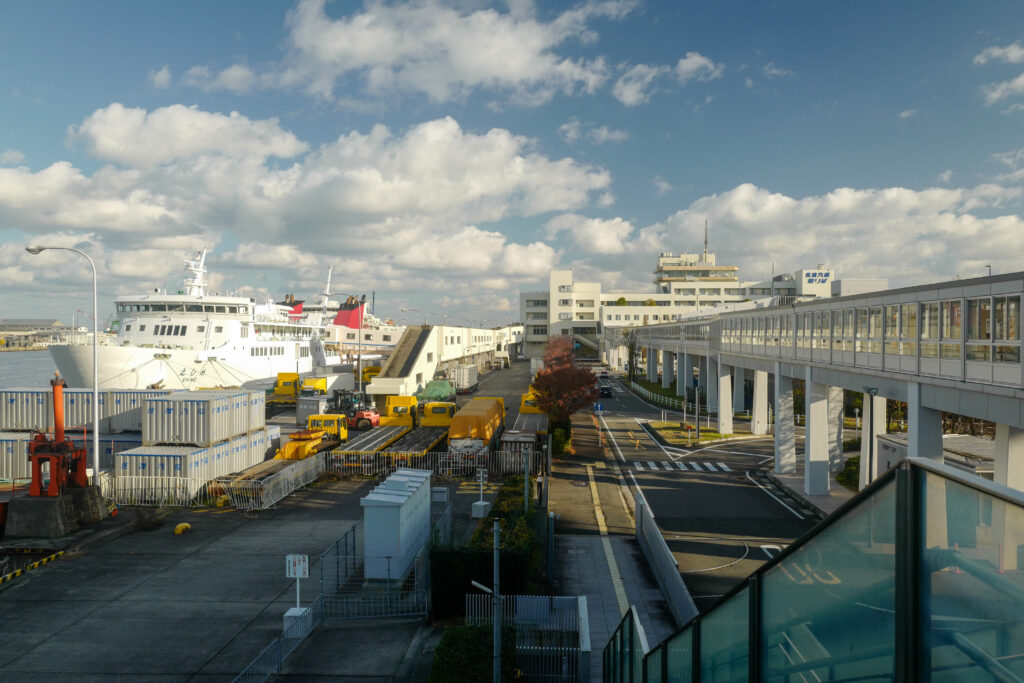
left=634, top=493, right=697, bottom=627
left=466, top=594, right=591, bottom=681
left=101, top=475, right=219, bottom=508
left=324, top=449, right=542, bottom=478
left=233, top=596, right=324, bottom=683
left=221, top=453, right=325, bottom=511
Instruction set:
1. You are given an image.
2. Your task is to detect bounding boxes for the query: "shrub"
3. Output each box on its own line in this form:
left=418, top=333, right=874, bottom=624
left=843, top=436, right=862, bottom=452
left=552, top=425, right=572, bottom=455
left=836, top=456, right=860, bottom=491
left=428, top=625, right=516, bottom=682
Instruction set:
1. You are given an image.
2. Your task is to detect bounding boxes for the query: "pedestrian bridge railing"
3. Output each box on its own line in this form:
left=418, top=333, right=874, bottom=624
left=605, top=457, right=1024, bottom=681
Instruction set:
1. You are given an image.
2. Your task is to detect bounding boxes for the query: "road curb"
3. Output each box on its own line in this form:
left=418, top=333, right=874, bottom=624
left=763, top=471, right=827, bottom=520
left=637, top=420, right=772, bottom=450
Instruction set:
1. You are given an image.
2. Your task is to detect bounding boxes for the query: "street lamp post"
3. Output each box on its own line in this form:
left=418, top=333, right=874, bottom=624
left=401, top=307, right=427, bottom=325
left=26, top=245, right=100, bottom=488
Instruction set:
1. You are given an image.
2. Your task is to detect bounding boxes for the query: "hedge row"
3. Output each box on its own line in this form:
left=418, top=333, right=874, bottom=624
left=428, top=625, right=517, bottom=683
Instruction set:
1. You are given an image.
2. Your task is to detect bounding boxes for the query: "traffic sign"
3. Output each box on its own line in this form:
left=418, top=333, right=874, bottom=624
left=286, top=554, right=309, bottom=579
left=594, top=402, right=604, bottom=413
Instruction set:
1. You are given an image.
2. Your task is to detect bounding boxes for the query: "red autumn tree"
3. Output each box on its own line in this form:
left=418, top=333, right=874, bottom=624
left=532, top=336, right=598, bottom=424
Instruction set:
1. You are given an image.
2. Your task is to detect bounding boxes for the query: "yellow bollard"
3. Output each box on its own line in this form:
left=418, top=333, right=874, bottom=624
left=174, top=523, right=191, bottom=535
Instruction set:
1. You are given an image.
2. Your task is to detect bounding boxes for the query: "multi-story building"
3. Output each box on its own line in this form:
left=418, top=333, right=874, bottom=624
left=519, top=252, right=886, bottom=359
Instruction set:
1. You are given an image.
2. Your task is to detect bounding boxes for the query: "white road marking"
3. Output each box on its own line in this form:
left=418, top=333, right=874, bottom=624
left=675, top=461, right=687, bottom=470
left=689, top=462, right=704, bottom=471
left=745, top=471, right=805, bottom=519
left=586, top=465, right=629, bottom=613
left=661, top=461, right=673, bottom=470
left=717, top=462, right=732, bottom=472
left=680, top=540, right=750, bottom=574
left=635, top=464, right=644, bottom=472
left=704, top=462, right=718, bottom=471
left=760, top=544, right=782, bottom=559
left=647, top=461, right=658, bottom=470
left=599, top=415, right=627, bottom=464
left=628, top=471, right=649, bottom=511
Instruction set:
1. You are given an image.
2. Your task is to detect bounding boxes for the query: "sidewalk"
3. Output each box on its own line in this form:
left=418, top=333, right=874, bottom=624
left=551, top=415, right=676, bottom=682
left=766, top=454, right=857, bottom=517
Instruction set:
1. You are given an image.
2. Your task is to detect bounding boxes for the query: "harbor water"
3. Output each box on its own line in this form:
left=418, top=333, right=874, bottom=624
left=0, top=350, right=59, bottom=388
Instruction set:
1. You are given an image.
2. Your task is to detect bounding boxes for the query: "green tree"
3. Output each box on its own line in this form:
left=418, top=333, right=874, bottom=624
left=615, top=296, right=627, bottom=306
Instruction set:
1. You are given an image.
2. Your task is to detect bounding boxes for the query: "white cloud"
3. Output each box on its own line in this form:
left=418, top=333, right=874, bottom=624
left=590, top=125, right=629, bottom=144
left=982, top=72, right=1024, bottom=105
left=560, top=117, right=628, bottom=144
left=899, top=109, right=917, bottom=118
left=546, top=213, right=636, bottom=254
left=67, top=103, right=308, bottom=166
left=149, top=65, right=172, bottom=89
left=937, top=170, right=953, bottom=183
left=0, top=149, right=25, bottom=165
left=974, top=42, right=1024, bottom=65
left=613, top=63, right=667, bottom=106
left=653, top=176, right=673, bottom=195
left=744, top=77, right=753, bottom=89
left=762, top=62, right=792, bottom=79
left=676, top=52, right=723, bottom=84
left=184, top=0, right=636, bottom=105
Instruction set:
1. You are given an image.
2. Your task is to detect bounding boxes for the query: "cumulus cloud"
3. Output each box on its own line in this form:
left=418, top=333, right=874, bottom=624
left=982, top=73, right=1024, bottom=105
left=899, top=109, right=917, bottom=118
left=149, top=65, right=172, bottom=89
left=937, top=170, right=953, bottom=183
left=183, top=0, right=636, bottom=105
left=613, top=63, right=668, bottom=106
left=68, top=103, right=308, bottom=166
left=974, top=42, right=1024, bottom=65
left=653, top=176, right=673, bottom=195
left=676, top=52, right=723, bottom=84
left=0, top=149, right=25, bottom=165
left=559, top=117, right=628, bottom=144
left=546, top=213, right=636, bottom=254
left=761, top=62, right=791, bottom=79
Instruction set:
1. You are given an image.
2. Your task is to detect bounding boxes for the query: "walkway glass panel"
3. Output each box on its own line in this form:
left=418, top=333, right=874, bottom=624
left=603, top=458, right=1024, bottom=682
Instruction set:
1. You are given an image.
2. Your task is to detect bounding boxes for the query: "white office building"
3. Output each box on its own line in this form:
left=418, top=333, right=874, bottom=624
left=519, top=252, right=886, bottom=360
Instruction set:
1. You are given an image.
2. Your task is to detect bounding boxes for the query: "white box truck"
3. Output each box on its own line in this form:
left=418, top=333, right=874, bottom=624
left=453, top=364, right=479, bottom=394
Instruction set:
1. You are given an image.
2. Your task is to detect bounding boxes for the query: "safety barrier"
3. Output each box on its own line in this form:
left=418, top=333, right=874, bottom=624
left=222, top=453, right=325, bottom=511
left=324, top=449, right=542, bottom=478
left=101, top=475, right=218, bottom=507
left=233, top=596, right=323, bottom=683
left=634, top=494, right=698, bottom=627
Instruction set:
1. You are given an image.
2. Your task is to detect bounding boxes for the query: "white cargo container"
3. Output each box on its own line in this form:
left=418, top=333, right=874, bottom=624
left=0, top=431, right=34, bottom=480
left=265, top=425, right=281, bottom=459
left=86, top=433, right=145, bottom=470
left=143, top=390, right=260, bottom=446
left=360, top=468, right=432, bottom=580
left=107, top=390, right=172, bottom=433
left=452, top=364, right=479, bottom=394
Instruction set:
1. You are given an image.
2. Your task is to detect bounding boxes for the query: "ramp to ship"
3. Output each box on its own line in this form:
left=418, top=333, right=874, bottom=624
left=379, top=325, right=432, bottom=379
left=340, top=425, right=409, bottom=453
left=382, top=426, right=448, bottom=454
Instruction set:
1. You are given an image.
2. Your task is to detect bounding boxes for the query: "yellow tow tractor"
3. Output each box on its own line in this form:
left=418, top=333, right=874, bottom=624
left=274, top=414, right=348, bottom=460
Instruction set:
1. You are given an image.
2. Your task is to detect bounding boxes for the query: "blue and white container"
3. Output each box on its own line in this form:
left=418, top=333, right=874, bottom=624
left=0, top=431, right=34, bottom=480
left=107, top=390, right=171, bottom=433
left=85, top=433, right=145, bottom=470
left=143, top=391, right=251, bottom=446
left=0, top=388, right=171, bottom=433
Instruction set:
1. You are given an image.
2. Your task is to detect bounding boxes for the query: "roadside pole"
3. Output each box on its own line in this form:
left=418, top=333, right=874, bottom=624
left=493, top=520, right=501, bottom=683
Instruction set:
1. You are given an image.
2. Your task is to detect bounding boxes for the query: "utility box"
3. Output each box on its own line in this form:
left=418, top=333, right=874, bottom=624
left=296, top=396, right=329, bottom=426
left=360, top=468, right=431, bottom=581
left=471, top=500, right=492, bottom=518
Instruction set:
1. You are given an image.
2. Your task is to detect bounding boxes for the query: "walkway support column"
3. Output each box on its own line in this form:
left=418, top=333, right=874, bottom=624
left=661, top=350, right=673, bottom=390
left=805, top=368, right=830, bottom=496
left=994, top=424, right=1024, bottom=492
left=907, top=382, right=943, bottom=461
left=859, top=393, right=887, bottom=489
left=676, top=351, right=687, bottom=397
left=717, top=358, right=733, bottom=435
left=647, top=347, right=658, bottom=383
left=774, top=363, right=796, bottom=474
left=828, top=387, right=844, bottom=473
left=751, top=370, right=768, bottom=435
left=707, top=356, right=719, bottom=414
left=733, top=367, right=746, bottom=414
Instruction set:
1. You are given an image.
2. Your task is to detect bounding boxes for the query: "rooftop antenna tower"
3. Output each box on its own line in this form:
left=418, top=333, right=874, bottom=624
left=703, top=219, right=709, bottom=263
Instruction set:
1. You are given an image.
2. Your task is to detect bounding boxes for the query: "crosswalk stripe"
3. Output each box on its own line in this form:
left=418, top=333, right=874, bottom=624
left=689, top=462, right=704, bottom=471
left=635, top=464, right=644, bottom=472
left=647, top=462, right=657, bottom=470
left=704, top=462, right=718, bottom=471
left=661, top=461, right=673, bottom=470
left=717, top=463, right=732, bottom=472
left=675, top=462, right=687, bottom=470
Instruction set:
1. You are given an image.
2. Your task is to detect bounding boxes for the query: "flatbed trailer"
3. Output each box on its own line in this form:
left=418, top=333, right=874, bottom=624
left=383, top=426, right=448, bottom=454
left=513, top=412, right=548, bottom=434
left=336, top=425, right=409, bottom=453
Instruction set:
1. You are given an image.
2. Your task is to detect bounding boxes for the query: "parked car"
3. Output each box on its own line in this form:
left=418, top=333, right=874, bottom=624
left=599, top=385, right=614, bottom=398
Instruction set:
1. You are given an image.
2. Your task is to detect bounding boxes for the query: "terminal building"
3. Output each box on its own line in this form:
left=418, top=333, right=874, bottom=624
left=519, top=250, right=886, bottom=359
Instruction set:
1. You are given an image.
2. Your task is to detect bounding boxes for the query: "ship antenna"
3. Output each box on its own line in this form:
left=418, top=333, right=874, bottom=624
left=183, top=248, right=208, bottom=297
left=703, top=219, right=709, bottom=263
left=321, top=265, right=333, bottom=326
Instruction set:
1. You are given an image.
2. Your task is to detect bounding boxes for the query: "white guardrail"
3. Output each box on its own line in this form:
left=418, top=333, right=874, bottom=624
left=634, top=493, right=698, bottom=627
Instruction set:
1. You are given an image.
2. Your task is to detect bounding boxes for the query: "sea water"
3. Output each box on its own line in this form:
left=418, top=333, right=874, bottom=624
left=0, top=350, right=59, bottom=387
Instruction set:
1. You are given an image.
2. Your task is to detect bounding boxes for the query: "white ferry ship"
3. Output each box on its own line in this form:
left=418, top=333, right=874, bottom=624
left=50, top=250, right=341, bottom=390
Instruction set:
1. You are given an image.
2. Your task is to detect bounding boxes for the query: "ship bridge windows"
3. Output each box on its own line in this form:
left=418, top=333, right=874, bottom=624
left=150, top=304, right=166, bottom=311
left=186, top=305, right=201, bottom=312
left=228, top=306, right=238, bottom=314
left=215, top=306, right=226, bottom=313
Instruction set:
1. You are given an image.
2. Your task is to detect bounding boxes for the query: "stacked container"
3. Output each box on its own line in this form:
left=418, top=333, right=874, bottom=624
left=0, top=432, right=35, bottom=480
left=0, top=388, right=171, bottom=433
left=142, top=390, right=264, bottom=447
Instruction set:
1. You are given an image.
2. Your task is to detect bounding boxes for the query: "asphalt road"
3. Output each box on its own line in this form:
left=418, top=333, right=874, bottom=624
left=594, top=373, right=819, bottom=613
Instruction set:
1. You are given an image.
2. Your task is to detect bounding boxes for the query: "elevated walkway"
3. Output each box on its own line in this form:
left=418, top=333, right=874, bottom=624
left=604, top=458, right=1024, bottom=681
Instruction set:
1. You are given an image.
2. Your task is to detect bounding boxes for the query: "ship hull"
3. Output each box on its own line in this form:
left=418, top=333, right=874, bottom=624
left=49, top=343, right=325, bottom=390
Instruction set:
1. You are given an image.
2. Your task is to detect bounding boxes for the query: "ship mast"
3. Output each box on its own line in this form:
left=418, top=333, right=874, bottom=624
left=183, top=249, right=208, bottom=297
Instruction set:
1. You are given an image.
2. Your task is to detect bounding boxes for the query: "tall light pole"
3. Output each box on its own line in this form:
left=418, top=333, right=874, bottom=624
left=430, top=311, right=448, bottom=325
left=986, top=264, right=992, bottom=278
left=26, top=245, right=100, bottom=487
left=401, top=307, right=428, bottom=325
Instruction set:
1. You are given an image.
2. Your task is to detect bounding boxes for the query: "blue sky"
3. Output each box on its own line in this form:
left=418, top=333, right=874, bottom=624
left=2, top=0, right=1024, bottom=325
